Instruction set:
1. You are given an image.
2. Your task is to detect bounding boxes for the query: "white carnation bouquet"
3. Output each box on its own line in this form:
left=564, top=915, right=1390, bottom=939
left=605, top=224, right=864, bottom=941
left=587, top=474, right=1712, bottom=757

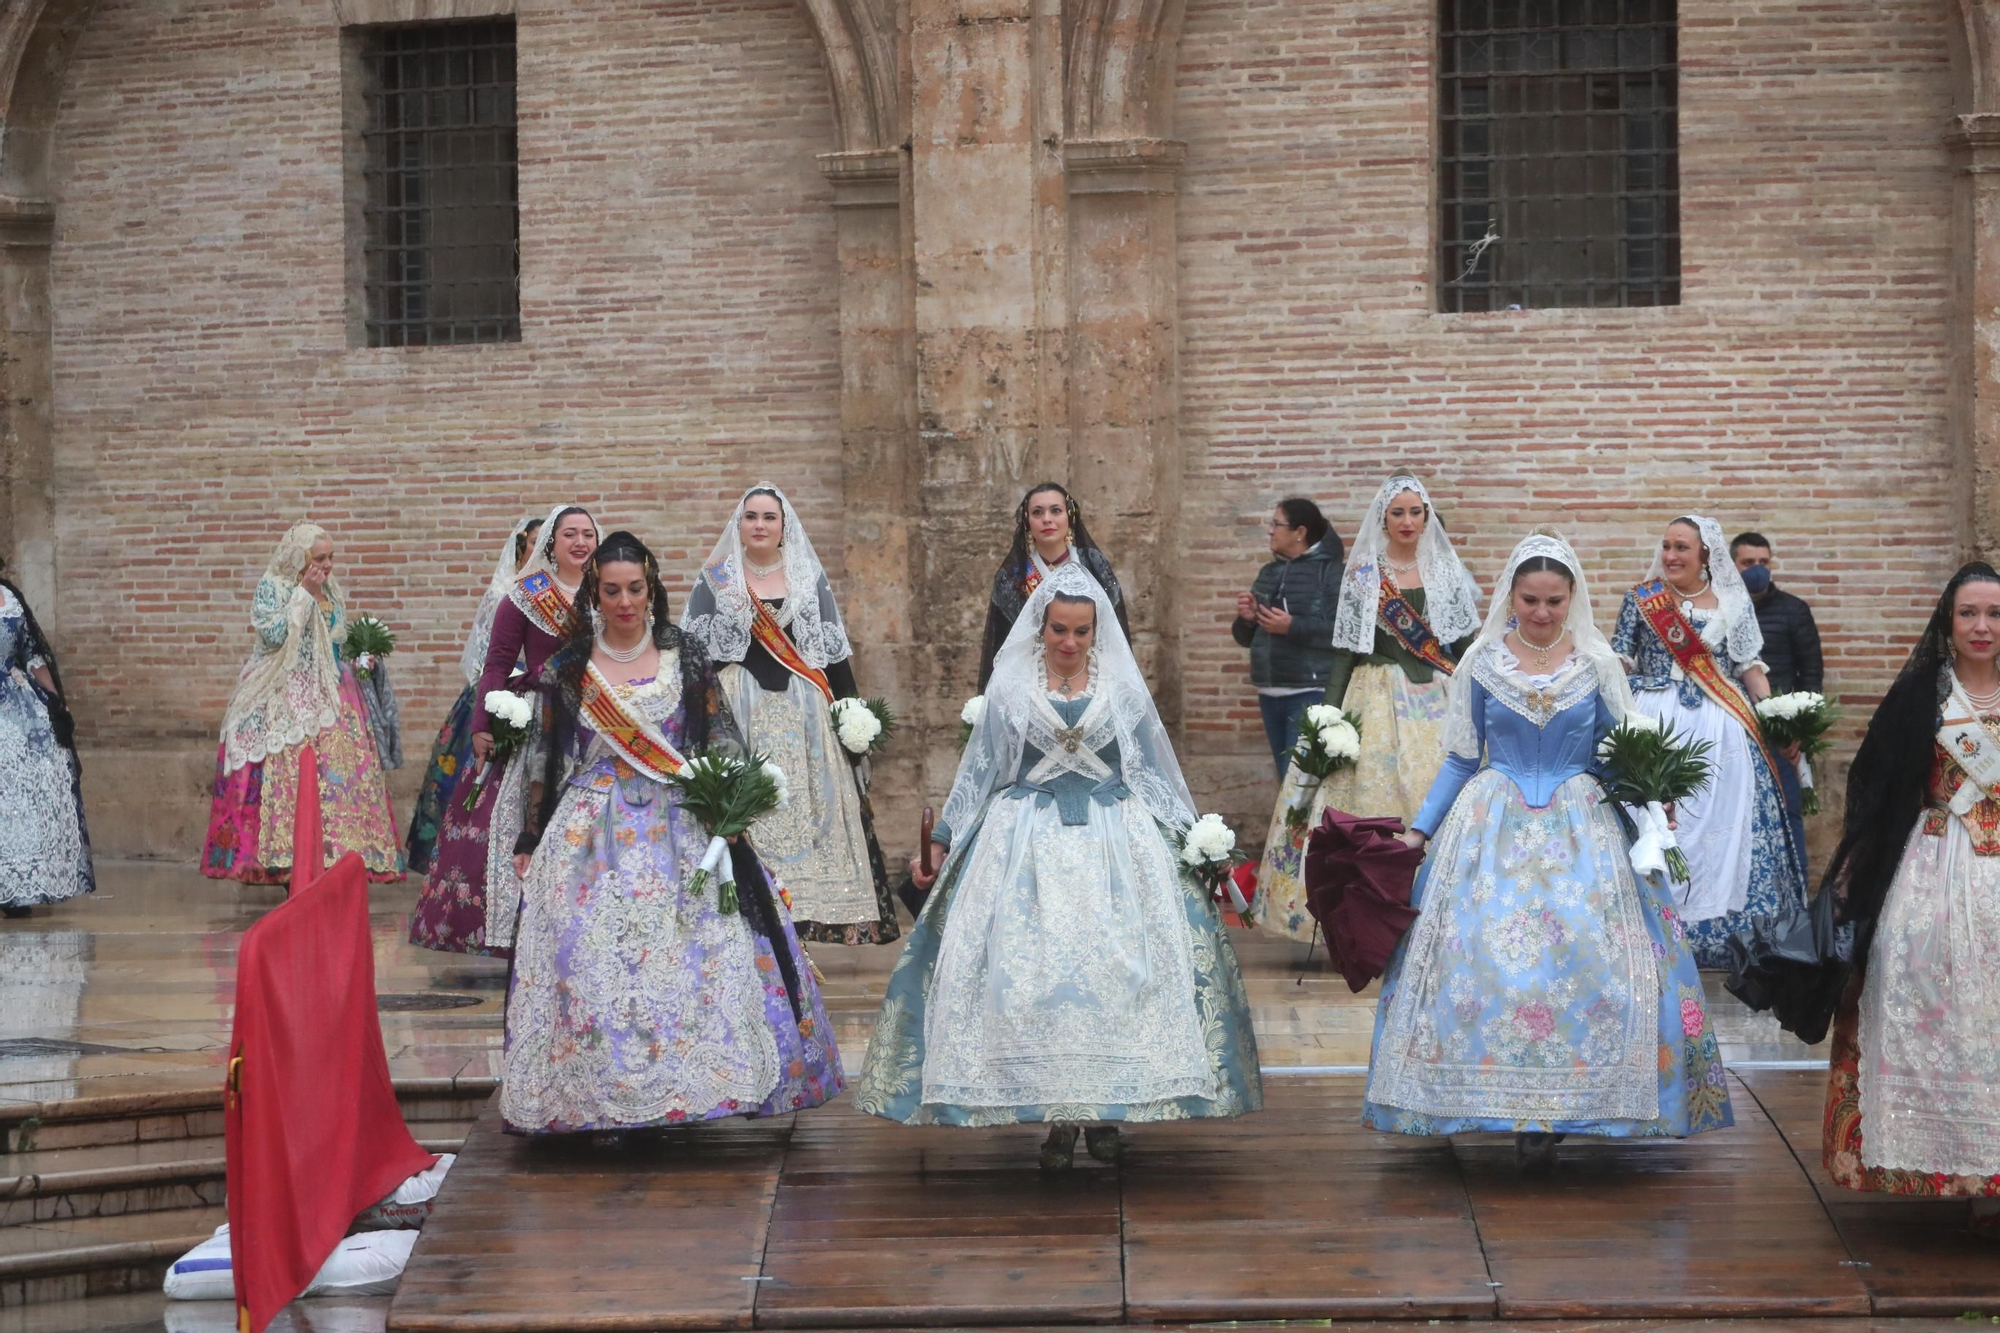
left=661, top=750, right=789, bottom=914
left=1285, top=704, right=1364, bottom=833
left=957, top=695, right=986, bottom=750
left=830, top=696, right=897, bottom=756
left=461, top=689, right=535, bottom=811
left=1596, top=712, right=1715, bottom=885
left=344, top=615, right=397, bottom=681
left=1755, top=690, right=1840, bottom=814
left=1178, top=812, right=1254, bottom=921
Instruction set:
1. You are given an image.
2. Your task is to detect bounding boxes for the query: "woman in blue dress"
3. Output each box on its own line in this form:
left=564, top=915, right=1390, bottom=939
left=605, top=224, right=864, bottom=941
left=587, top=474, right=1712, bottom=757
left=1365, top=531, right=1733, bottom=1167
left=855, top=559, right=1261, bottom=1169
left=1611, top=514, right=1807, bottom=968
left=0, top=560, right=93, bottom=917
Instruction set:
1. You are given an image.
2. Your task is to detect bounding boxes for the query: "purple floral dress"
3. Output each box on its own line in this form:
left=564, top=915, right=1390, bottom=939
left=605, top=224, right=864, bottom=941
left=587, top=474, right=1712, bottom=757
left=499, top=652, right=842, bottom=1135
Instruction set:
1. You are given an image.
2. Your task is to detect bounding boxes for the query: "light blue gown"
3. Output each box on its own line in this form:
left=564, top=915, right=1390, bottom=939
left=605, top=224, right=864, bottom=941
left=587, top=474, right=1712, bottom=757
left=1362, top=645, right=1733, bottom=1138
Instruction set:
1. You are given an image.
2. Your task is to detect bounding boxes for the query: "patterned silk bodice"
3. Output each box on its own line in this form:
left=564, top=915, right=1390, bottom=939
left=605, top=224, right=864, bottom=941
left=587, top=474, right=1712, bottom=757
left=567, top=669, right=685, bottom=795
left=1924, top=737, right=2000, bottom=857
left=1004, top=693, right=1130, bottom=826
left=1615, top=597, right=1757, bottom=711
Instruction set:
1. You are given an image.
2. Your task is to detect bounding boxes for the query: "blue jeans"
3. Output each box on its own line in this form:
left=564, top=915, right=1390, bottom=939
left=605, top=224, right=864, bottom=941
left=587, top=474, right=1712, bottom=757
left=1258, top=692, right=1316, bottom=778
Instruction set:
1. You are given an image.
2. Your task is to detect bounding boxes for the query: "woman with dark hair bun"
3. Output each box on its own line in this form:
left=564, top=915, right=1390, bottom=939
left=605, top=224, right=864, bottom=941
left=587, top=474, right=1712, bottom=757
left=977, top=482, right=1129, bottom=690
left=1807, top=562, right=2000, bottom=1228
left=500, top=531, right=840, bottom=1139
left=409, top=504, right=597, bottom=957
left=0, top=556, right=93, bottom=917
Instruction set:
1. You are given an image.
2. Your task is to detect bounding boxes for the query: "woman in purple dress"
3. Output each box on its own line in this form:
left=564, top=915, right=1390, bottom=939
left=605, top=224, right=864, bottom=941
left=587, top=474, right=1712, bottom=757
left=408, top=504, right=597, bottom=955
left=500, top=532, right=841, bottom=1136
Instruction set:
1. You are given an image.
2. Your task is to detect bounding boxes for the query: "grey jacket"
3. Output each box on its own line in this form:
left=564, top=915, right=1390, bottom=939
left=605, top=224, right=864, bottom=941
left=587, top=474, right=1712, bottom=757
left=1231, top=537, right=1347, bottom=689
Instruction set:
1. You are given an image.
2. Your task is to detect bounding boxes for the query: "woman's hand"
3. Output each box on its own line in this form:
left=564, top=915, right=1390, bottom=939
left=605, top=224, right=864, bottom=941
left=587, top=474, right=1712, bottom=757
left=513, top=853, right=532, bottom=879
left=1255, top=604, right=1293, bottom=636
left=1235, top=592, right=1257, bottom=620
left=470, top=730, right=494, bottom=774
left=908, top=843, right=949, bottom=891
left=300, top=563, right=328, bottom=597
left=1397, top=828, right=1428, bottom=853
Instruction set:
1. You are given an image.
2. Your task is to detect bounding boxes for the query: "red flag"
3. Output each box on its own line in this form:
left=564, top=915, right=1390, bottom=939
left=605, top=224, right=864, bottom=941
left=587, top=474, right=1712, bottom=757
left=288, top=744, right=322, bottom=897
left=225, top=851, right=436, bottom=1333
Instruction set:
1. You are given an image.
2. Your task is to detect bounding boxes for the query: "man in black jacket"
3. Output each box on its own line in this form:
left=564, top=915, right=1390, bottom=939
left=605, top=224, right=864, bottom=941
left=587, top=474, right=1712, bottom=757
left=1733, top=532, right=1821, bottom=863
left=1234, top=499, right=1346, bottom=777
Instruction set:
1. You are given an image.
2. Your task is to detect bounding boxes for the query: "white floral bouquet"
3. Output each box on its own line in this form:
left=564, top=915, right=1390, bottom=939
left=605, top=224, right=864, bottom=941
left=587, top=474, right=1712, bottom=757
left=830, top=696, right=896, bottom=756
left=662, top=750, right=788, bottom=914
left=1285, top=704, right=1364, bottom=834
left=1756, top=691, right=1840, bottom=814
left=344, top=616, right=396, bottom=681
left=1179, top=812, right=1254, bottom=922
left=957, top=695, right=986, bottom=750
left=1596, top=713, right=1715, bottom=885
left=462, top=689, right=535, bottom=811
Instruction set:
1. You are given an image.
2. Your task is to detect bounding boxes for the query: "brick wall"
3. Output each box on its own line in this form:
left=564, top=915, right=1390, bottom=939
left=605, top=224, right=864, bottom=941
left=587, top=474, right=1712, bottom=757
left=1173, top=0, right=1961, bottom=845
left=48, top=0, right=844, bottom=849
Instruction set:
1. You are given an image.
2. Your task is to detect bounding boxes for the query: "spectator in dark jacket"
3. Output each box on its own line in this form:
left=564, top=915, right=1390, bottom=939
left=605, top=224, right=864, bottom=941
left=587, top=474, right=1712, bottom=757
left=1234, top=499, right=1346, bottom=775
left=1733, top=531, right=1823, bottom=861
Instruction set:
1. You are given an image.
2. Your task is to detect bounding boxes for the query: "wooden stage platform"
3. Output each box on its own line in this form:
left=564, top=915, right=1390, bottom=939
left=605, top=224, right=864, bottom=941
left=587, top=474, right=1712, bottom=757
left=385, top=1070, right=2000, bottom=1331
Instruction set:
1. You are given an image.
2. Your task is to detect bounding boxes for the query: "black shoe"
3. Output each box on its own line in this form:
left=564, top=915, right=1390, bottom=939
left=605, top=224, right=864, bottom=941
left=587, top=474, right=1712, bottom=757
left=1, top=905, right=30, bottom=919
left=1084, top=1125, right=1124, bottom=1163
left=1039, top=1124, right=1079, bottom=1172
left=1514, top=1131, right=1561, bottom=1172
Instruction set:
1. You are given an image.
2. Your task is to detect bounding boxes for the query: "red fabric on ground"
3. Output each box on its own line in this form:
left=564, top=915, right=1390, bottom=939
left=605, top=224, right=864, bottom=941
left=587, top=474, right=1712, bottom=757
left=226, top=850, right=437, bottom=1333
left=288, top=743, right=321, bottom=897
left=1303, top=807, right=1424, bottom=993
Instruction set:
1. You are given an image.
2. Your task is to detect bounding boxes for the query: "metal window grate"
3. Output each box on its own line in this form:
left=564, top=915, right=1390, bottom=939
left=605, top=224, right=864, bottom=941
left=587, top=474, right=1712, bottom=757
left=1439, top=0, right=1679, bottom=311
left=360, top=20, right=520, bottom=347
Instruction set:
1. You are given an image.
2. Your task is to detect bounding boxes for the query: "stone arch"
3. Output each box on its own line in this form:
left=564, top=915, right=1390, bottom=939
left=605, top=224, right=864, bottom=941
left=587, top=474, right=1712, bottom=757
left=796, top=0, right=901, bottom=154
left=1063, top=0, right=1185, bottom=142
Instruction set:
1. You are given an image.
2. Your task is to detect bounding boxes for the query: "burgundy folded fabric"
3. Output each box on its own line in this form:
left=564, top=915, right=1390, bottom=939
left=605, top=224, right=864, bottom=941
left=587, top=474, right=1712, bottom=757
left=1303, top=807, right=1424, bottom=993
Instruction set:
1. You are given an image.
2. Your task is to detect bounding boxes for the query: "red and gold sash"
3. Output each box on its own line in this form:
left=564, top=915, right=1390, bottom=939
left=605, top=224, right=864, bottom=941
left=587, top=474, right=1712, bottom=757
left=511, top=570, right=574, bottom=639
left=1634, top=578, right=1781, bottom=777
left=1375, top=574, right=1460, bottom=676
left=1018, top=547, right=1072, bottom=601
left=578, top=661, right=687, bottom=782
left=750, top=594, right=834, bottom=703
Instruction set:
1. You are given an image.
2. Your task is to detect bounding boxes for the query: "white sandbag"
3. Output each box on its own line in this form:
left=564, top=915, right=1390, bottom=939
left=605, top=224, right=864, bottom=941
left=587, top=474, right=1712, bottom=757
left=163, top=1225, right=418, bottom=1301
left=352, top=1153, right=455, bottom=1230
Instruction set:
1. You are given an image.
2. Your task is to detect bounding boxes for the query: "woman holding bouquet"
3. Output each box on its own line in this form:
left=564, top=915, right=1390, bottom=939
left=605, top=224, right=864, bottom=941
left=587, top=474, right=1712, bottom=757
left=855, top=560, right=1262, bottom=1169
left=1810, top=562, right=2000, bottom=1231
left=409, top=504, right=597, bottom=955
left=680, top=486, right=896, bottom=945
left=502, top=531, right=840, bottom=1137
left=404, top=515, right=542, bottom=874
left=1612, top=515, right=1807, bottom=968
left=0, top=557, right=94, bottom=915
left=202, top=522, right=403, bottom=884
left=1253, top=474, right=1481, bottom=942
left=1366, top=531, right=1732, bottom=1166
left=976, top=482, right=1129, bottom=690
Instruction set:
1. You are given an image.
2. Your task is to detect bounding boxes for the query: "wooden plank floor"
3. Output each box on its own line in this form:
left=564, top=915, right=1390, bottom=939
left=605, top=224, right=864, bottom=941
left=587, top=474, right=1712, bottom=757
left=387, top=1073, right=2000, bottom=1332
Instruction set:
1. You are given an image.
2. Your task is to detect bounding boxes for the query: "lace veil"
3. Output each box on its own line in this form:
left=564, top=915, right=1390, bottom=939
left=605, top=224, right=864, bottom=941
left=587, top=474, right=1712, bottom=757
left=680, top=485, right=852, bottom=668
left=1330, top=474, right=1482, bottom=654
left=942, top=559, right=1194, bottom=843
left=508, top=503, right=596, bottom=634
left=458, top=515, right=541, bottom=686
left=1443, top=530, right=1635, bottom=759
left=1643, top=513, right=1765, bottom=667
left=218, top=521, right=347, bottom=774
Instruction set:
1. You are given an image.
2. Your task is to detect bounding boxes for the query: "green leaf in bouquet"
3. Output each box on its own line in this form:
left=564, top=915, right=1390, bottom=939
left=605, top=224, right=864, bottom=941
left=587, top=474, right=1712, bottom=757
left=1597, top=719, right=1716, bottom=809
left=864, top=697, right=898, bottom=744
left=662, top=748, right=784, bottom=841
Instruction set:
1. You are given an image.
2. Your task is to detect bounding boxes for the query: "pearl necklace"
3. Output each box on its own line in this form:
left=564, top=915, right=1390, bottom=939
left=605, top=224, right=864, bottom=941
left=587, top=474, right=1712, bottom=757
left=745, top=553, right=784, bottom=578
left=1517, top=626, right=1568, bottom=672
left=596, top=630, right=651, bottom=664
left=1965, top=678, right=2000, bottom=713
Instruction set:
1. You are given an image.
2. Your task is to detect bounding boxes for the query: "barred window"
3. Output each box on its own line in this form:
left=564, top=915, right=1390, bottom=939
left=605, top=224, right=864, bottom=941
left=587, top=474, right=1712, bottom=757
left=1438, top=0, right=1679, bottom=311
left=356, top=20, right=519, bottom=347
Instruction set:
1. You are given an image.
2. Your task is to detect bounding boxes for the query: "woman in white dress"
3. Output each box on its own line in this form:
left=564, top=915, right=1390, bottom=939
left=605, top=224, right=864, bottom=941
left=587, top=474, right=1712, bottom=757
left=855, top=560, right=1262, bottom=1168
left=1611, top=515, right=1807, bottom=967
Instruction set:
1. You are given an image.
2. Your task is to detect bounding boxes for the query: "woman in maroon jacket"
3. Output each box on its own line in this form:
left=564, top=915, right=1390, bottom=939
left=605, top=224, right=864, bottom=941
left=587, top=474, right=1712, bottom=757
left=408, top=504, right=598, bottom=955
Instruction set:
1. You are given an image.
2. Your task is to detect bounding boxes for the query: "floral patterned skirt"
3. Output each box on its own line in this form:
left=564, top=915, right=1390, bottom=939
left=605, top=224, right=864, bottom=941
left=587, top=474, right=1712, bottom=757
left=201, top=666, right=403, bottom=885
left=404, top=684, right=476, bottom=876
left=1254, top=665, right=1450, bottom=943
left=500, top=768, right=842, bottom=1135
left=407, top=741, right=527, bottom=958
left=1363, top=769, right=1732, bottom=1138
left=0, top=675, right=94, bottom=907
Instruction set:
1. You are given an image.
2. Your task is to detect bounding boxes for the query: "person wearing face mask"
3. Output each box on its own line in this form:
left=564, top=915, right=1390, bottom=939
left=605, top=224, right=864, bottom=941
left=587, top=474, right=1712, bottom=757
left=680, top=486, right=897, bottom=946
left=1612, top=516, right=1809, bottom=969
left=1367, top=531, right=1733, bottom=1169
left=977, top=483, right=1129, bottom=691
left=410, top=504, right=599, bottom=956
left=1231, top=497, right=1347, bottom=778
left=1731, top=532, right=1821, bottom=866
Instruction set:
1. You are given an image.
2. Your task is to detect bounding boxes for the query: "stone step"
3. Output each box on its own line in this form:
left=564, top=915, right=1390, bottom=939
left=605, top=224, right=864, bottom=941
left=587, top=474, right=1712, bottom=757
left=0, top=1077, right=496, bottom=1154
left=0, top=1126, right=471, bottom=1227
left=0, top=1203, right=225, bottom=1308
left=1, top=1290, right=392, bottom=1333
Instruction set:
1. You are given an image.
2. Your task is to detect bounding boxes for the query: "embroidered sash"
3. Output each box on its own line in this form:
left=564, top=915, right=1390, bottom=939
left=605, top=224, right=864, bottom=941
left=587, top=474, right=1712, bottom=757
left=1939, top=682, right=2000, bottom=818
left=578, top=661, right=687, bottom=781
left=749, top=594, right=833, bottom=702
left=1634, top=579, right=1782, bottom=779
left=1019, top=547, right=1072, bottom=601
left=511, top=571, right=574, bottom=639
left=1375, top=574, right=1460, bottom=676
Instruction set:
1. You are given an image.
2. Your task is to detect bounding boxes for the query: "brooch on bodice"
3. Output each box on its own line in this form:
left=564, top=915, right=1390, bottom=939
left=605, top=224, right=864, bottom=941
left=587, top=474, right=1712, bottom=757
left=1053, top=724, right=1087, bottom=754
